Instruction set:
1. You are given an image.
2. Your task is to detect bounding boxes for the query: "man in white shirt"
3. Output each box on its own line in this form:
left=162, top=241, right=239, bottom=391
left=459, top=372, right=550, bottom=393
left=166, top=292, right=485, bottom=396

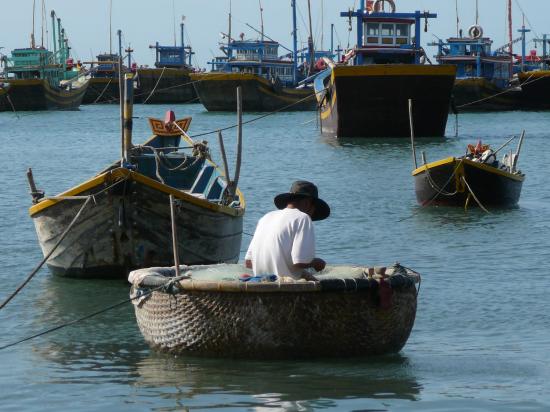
left=245, top=181, right=330, bottom=280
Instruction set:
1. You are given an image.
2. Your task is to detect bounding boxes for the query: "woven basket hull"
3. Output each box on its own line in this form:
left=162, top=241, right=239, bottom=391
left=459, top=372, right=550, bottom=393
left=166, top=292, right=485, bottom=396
left=133, top=285, right=417, bottom=359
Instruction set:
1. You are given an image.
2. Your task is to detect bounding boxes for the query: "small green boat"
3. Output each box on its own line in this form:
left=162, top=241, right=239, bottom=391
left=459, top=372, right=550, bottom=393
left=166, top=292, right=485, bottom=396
left=0, top=10, right=87, bottom=112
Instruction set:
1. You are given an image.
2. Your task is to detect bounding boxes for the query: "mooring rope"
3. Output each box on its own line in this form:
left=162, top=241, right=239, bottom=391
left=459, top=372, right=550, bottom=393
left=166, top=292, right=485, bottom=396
left=190, top=88, right=324, bottom=139
left=461, top=175, right=490, bottom=213
left=0, top=273, right=190, bottom=351
left=0, top=197, right=92, bottom=311
left=92, top=78, right=113, bottom=104
left=142, top=66, right=166, bottom=104
left=456, top=72, right=546, bottom=109
left=0, top=173, right=130, bottom=311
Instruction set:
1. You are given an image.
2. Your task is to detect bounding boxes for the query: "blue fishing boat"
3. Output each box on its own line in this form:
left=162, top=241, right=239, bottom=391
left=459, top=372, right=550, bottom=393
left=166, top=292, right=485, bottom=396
left=432, top=25, right=520, bottom=111
left=314, top=0, right=456, bottom=138
left=191, top=0, right=323, bottom=112
left=137, top=21, right=198, bottom=104
left=516, top=27, right=550, bottom=110
left=0, top=10, right=87, bottom=111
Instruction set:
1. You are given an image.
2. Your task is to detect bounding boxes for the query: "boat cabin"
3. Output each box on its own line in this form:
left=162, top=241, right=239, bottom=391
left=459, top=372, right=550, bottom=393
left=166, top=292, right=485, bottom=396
left=209, top=39, right=295, bottom=86
left=340, top=0, right=436, bottom=65
left=433, top=30, right=512, bottom=88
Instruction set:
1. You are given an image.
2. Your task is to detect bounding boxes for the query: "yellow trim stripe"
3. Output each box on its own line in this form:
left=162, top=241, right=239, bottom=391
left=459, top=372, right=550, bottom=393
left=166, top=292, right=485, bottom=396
left=29, top=168, right=245, bottom=217
left=332, top=64, right=456, bottom=78
left=412, top=157, right=525, bottom=181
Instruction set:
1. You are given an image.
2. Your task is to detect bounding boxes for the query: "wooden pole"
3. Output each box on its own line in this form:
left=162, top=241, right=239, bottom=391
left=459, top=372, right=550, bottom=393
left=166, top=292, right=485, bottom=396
left=123, top=73, right=134, bottom=163
left=512, top=130, right=525, bottom=171
left=421, top=151, right=427, bottom=165
left=217, top=130, right=231, bottom=188
left=232, top=86, right=243, bottom=199
left=408, top=99, right=418, bottom=169
left=169, top=195, right=181, bottom=277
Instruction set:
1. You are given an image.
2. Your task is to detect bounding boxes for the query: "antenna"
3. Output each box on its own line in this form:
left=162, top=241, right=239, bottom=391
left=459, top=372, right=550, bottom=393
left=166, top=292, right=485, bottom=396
left=259, top=0, right=264, bottom=42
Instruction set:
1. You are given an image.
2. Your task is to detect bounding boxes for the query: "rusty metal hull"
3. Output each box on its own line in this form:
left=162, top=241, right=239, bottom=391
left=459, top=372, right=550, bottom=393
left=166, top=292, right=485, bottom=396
left=0, top=78, right=88, bottom=111
left=32, top=174, right=243, bottom=278
left=137, top=68, right=197, bottom=104
left=191, top=73, right=316, bottom=112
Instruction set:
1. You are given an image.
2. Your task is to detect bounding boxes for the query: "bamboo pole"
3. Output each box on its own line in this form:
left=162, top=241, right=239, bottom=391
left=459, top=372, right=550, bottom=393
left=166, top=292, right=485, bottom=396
left=512, top=130, right=525, bottom=171
left=409, top=99, right=418, bottom=169
left=217, top=130, right=231, bottom=187
left=123, top=73, right=134, bottom=163
left=232, top=86, right=243, bottom=199
left=169, top=195, right=181, bottom=277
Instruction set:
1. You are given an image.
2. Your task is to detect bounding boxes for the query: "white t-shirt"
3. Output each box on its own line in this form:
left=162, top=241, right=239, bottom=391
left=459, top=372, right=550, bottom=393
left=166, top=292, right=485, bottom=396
left=245, top=208, right=315, bottom=279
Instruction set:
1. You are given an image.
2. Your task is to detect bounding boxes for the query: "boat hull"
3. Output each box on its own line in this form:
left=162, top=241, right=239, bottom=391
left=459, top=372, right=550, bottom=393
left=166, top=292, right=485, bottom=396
left=413, top=157, right=524, bottom=207
left=30, top=169, right=243, bottom=278
left=518, top=71, right=550, bottom=110
left=81, top=77, right=121, bottom=104
left=132, top=266, right=418, bottom=359
left=0, top=78, right=87, bottom=111
left=452, top=77, right=521, bottom=112
left=137, top=68, right=197, bottom=104
left=318, top=65, right=456, bottom=138
left=191, top=73, right=316, bottom=111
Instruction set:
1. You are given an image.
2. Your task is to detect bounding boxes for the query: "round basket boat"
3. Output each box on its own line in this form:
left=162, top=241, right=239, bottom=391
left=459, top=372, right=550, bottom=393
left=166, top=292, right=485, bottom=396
left=129, top=263, right=420, bottom=359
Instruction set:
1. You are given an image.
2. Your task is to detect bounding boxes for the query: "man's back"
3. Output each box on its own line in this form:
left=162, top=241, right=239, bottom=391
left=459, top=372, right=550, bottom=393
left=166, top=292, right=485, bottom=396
left=245, top=208, right=315, bottom=279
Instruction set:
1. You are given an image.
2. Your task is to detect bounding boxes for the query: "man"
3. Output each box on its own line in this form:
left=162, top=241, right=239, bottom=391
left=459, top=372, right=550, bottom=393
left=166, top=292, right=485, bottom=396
left=245, top=180, right=330, bottom=280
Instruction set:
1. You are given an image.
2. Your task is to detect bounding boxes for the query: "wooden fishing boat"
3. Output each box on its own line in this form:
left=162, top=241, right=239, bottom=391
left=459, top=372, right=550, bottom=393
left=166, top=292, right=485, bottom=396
left=0, top=11, right=88, bottom=111
left=431, top=25, right=521, bottom=112
left=191, top=1, right=328, bottom=112
left=191, top=72, right=315, bottom=112
left=412, top=135, right=525, bottom=208
left=136, top=22, right=198, bottom=104
left=82, top=53, right=122, bottom=104
left=518, top=70, right=550, bottom=110
left=28, top=76, right=244, bottom=278
left=315, top=1, right=456, bottom=138
left=129, top=263, right=420, bottom=359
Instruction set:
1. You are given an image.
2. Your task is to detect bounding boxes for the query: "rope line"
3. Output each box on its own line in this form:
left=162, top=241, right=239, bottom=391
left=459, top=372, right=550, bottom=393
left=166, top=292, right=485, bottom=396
left=0, top=274, right=190, bottom=351
left=0, top=197, right=92, bottom=311
left=190, top=88, right=324, bottom=139
left=142, top=67, right=166, bottom=104
left=92, top=78, right=113, bottom=104
left=461, top=175, right=490, bottom=213
left=0, top=174, right=130, bottom=311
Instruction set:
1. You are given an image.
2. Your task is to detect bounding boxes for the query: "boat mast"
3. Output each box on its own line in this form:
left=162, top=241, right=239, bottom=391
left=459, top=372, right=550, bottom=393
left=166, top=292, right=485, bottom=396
left=307, top=0, right=315, bottom=75
left=109, top=0, right=113, bottom=55
left=291, top=0, right=298, bottom=84
left=259, top=0, right=264, bottom=42
left=51, top=10, right=57, bottom=55
left=455, top=0, right=459, bottom=37
left=181, top=17, right=186, bottom=64
left=228, top=0, right=232, bottom=60
left=508, top=0, right=513, bottom=77
left=40, top=0, right=45, bottom=48
left=31, top=0, right=36, bottom=48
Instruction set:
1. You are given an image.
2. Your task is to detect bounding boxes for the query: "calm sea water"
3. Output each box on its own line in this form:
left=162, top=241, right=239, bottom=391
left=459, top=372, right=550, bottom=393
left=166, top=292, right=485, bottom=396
left=0, top=104, right=549, bottom=411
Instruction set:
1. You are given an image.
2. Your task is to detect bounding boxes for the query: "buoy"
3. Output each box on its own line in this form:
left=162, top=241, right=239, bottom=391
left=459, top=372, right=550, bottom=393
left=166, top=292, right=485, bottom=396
left=468, top=25, right=484, bottom=39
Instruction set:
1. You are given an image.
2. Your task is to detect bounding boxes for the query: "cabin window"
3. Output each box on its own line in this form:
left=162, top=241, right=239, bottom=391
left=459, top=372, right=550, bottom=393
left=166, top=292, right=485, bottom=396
left=363, top=22, right=411, bottom=46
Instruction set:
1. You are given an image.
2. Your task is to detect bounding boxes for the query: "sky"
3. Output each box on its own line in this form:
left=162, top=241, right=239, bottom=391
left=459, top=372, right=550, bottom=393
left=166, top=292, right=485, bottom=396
left=1, top=0, right=547, bottom=69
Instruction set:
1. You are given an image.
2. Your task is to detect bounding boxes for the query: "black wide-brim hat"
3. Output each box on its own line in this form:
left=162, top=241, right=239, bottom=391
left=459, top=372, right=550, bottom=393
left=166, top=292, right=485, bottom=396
left=274, top=180, right=330, bottom=221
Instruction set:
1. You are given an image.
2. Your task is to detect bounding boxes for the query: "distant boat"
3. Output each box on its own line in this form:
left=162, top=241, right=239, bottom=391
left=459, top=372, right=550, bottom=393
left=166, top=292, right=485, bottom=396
left=515, top=28, right=550, bottom=110
left=191, top=1, right=324, bottom=112
left=412, top=134, right=526, bottom=208
left=314, top=0, right=456, bottom=138
left=137, top=21, right=198, bottom=104
left=81, top=53, right=123, bottom=104
left=0, top=10, right=87, bottom=112
left=432, top=25, right=521, bottom=112
left=28, top=78, right=244, bottom=278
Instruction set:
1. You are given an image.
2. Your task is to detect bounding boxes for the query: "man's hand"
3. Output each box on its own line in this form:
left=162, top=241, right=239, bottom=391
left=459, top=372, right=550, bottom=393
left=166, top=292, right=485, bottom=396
left=310, top=258, right=326, bottom=272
